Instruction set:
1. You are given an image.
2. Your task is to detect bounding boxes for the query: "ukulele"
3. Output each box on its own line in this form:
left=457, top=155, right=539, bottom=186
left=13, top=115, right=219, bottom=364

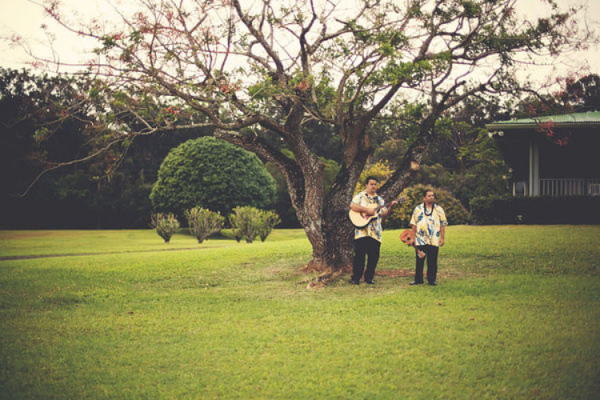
left=400, top=229, right=426, bottom=258
left=348, top=196, right=406, bottom=228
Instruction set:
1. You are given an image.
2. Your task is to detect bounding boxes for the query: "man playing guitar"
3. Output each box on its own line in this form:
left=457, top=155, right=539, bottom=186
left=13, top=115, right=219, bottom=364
left=348, top=176, right=398, bottom=285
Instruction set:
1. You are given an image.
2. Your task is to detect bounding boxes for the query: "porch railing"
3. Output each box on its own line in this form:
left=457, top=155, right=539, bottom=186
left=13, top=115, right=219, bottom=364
left=539, top=178, right=600, bottom=196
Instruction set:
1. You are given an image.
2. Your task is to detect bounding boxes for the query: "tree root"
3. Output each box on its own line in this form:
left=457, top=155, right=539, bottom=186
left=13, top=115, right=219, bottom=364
left=305, top=269, right=344, bottom=289
left=302, top=259, right=352, bottom=273
left=300, top=259, right=353, bottom=288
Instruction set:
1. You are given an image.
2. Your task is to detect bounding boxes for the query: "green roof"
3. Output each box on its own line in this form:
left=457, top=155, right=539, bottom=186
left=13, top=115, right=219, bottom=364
left=486, top=111, right=600, bottom=131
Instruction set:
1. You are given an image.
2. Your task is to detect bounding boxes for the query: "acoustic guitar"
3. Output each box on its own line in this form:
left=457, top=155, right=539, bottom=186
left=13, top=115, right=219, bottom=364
left=348, top=197, right=406, bottom=228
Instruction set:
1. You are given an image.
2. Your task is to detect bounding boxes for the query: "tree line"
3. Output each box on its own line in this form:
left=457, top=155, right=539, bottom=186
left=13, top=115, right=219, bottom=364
left=2, top=67, right=596, bottom=231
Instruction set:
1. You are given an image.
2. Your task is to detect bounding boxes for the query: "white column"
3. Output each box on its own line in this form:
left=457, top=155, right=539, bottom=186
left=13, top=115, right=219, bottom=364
left=529, top=140, right=540, bottom=196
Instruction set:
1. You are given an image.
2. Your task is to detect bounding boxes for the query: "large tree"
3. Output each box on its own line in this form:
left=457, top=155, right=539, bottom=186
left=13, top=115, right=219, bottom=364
left=25, top=0, right=590, bottom=274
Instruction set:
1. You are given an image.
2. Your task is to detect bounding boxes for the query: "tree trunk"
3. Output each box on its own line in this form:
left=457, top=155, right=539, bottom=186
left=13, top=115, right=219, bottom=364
left=301, top=199, right=354, bottom=279
left=301, top=201, right=355, bottom=273
left=301, top=147, right=370, bottom=274
left=289, top=162, right=357, bottom=273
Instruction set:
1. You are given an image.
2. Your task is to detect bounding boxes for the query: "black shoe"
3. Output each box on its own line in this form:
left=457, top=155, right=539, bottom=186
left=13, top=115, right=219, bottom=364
left=409, top=281, right=423, bottom=285
left=428, top=282, right=437, bottom=286
left=365, top=280, right=375, bottom=285
left=349, top=279, right=360, bottom=285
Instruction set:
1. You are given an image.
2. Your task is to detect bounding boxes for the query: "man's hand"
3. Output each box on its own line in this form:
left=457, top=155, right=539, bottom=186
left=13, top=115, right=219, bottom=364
left=439, top=237, right=445, bottom=247
left=380, top=201, right=398, bottom=218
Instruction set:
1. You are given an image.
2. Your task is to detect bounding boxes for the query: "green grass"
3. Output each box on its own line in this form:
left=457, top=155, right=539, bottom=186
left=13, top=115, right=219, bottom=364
left=0, top=229, right=308, bottom=258
left=0, top=226, right=599, bottom=399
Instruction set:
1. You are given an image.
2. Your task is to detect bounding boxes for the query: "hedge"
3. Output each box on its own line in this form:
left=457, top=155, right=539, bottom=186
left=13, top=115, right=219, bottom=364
left=470, top=195, right=600, bottom=225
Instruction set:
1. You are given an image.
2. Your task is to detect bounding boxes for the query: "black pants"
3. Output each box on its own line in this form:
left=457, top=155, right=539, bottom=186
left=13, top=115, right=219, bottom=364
left=352, top=237, right=381, bottom=282
left=414, top=245, right=439, bottom=284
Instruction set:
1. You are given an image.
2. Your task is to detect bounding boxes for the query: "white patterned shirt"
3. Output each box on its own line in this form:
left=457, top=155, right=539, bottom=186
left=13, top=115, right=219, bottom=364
left=410, top=203, right=448, bottom=247
left=351, top=191, right=386, bottom=242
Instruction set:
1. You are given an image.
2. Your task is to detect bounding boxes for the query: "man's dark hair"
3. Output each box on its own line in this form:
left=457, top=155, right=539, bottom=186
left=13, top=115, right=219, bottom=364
left=423, top=189, right=434, bottom=197
left=365, top=176, right=379, bottom=185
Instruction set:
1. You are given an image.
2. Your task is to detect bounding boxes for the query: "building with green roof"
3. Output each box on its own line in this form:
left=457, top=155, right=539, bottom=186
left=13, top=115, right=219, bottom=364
left=486, top=111, right=600, bottom=197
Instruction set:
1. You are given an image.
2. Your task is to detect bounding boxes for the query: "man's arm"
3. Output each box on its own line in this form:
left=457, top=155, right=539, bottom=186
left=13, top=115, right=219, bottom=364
left=411, top=224, right=425, bottom=258
left=350, top=202, right=376, bottom=215
left=379, top=200, right=398, bottom=218
left=438, top=206, right=447, bottom=247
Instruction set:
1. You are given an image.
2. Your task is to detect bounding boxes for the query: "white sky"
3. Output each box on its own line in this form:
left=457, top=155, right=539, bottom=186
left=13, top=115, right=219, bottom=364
left=1, top=0, right=599, bottom=86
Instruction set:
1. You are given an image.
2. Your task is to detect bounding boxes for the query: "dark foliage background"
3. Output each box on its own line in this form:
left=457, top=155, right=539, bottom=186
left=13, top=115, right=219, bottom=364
left=3, top=67, right=598, bottom=228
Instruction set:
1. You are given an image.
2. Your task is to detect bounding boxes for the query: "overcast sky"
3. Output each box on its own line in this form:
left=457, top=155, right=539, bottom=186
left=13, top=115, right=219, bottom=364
left=1, top=0, right=599, bottom=86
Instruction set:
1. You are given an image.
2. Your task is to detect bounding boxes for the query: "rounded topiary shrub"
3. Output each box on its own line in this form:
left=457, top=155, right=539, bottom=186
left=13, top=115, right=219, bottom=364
left=385, top=184, right=471, bottom=228
left=150, top=137, right=276, bottom=217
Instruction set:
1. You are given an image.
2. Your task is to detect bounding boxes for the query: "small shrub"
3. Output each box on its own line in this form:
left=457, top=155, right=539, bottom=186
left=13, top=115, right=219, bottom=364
left=150, top=213, right=180, bottom=243
left=385, top=184, right=471, bottom=228
left=229, top=206, right=270, bottom=243
left=257, top=210, right=281, bottom=242
left=185, top=207, right=225, bottom=243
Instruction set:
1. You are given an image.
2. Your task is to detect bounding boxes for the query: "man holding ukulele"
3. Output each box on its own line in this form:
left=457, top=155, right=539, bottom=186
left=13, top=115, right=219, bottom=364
left=409, top=189, right=447, bottom=286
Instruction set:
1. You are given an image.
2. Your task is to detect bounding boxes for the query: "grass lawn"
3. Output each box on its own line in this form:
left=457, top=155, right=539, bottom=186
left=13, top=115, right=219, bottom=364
left=0, top=226, right=598, bottom=399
